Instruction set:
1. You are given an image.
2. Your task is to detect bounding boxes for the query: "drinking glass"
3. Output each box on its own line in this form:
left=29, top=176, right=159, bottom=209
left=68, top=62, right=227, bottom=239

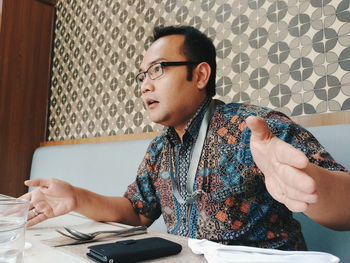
left=0, top=195, right=29, bottom=263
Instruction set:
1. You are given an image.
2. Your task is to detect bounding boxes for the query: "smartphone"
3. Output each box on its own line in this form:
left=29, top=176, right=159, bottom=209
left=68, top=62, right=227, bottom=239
left=86, top=237, right=182, bottom=263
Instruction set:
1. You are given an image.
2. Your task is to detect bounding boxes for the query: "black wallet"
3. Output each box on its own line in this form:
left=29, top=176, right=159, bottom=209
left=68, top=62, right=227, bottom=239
left=86, top=237, right=182, bottom=263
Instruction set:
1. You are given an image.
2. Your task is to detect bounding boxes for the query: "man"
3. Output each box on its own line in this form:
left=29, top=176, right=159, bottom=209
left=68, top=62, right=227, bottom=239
left=23, top=26, right=350, bottom=250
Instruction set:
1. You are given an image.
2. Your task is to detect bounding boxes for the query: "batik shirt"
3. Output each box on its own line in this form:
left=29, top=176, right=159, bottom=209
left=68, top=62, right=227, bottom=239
left=124, top=99, right=347, bottom=250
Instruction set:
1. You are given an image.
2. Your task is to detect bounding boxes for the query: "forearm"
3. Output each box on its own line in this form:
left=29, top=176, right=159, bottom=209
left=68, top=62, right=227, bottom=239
left=304, top=163, right=350, bottom=230
left=73, top=187, right=151, bottom=226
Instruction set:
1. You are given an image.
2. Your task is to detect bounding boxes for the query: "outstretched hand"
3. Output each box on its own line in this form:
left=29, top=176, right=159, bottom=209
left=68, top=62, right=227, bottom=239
left=21, top=178, right=77, bottom=227
left=246, top=116, right=318, bottom=212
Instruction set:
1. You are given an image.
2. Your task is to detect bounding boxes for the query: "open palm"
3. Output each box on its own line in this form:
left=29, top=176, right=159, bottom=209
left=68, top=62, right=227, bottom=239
left=21, top=178, right=77, bottom=227
left=245, top=116, right=318, bottom=212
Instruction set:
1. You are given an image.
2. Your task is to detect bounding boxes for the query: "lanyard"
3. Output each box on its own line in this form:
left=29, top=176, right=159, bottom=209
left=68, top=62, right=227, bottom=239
left=170, top=99, right=222, bottom=204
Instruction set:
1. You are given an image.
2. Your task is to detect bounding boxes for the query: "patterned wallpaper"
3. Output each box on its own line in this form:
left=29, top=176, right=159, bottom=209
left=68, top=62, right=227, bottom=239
left=48, top=0, right=350, bottom=141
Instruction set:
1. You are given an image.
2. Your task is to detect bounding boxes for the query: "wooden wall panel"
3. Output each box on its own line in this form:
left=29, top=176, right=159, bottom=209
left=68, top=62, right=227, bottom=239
left=291, top=111, right=350, bottom=127
left=0, top=0, right=3, bottom=30
left=0, top=0, right=56, bottom=197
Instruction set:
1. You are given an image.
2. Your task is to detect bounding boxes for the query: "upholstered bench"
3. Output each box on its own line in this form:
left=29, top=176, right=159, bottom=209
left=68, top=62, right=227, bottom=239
left=29, top=124, right=350, bottom=261
left=29, top=137, right=167, bottom=233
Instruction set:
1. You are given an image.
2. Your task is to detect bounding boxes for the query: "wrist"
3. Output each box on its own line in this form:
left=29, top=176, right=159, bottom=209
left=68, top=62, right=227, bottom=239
left=72, top=186, right=84, bottom=212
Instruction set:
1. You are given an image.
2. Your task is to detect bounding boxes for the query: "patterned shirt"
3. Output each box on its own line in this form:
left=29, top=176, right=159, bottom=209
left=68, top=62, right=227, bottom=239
left=124, top=100, right=347, bottom=250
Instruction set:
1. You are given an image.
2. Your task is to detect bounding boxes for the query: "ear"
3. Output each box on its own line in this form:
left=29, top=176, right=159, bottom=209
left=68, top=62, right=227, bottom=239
left=194, top=62, right=211, bottom=91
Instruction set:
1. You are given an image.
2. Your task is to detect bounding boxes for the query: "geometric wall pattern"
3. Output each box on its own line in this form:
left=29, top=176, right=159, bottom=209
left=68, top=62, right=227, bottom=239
left=48, top=0, right=350, bottom=141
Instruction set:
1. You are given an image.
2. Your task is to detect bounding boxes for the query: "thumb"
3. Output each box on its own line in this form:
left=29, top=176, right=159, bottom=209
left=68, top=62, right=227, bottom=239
left=24, top=178, right=49, bottom=188
left=245, top=116, right=272, bottom=142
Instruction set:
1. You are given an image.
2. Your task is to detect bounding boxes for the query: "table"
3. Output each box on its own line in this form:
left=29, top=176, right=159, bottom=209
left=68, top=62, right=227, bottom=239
left=24, top=213, right=205, bottom=262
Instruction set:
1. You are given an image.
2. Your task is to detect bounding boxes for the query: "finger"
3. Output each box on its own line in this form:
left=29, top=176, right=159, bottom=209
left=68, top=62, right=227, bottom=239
left=26, top=213, right=47, bottom=228
left=283, top=198, right=310, bottom=213
left=35, top=200, right=55, bottom=218
left=29, top=203, right=34, bottom=210
left=20, top=192, right=31, bottom=201
left=264, top=174, right=316, bottom=204
left=275, top=139, right=309, bottom=169
left=284, top=184, right=318, bottom=204
left=277, top=165, right=317, bottom=195
left=20, top=192, right=35, bottom=210
left=267, top=185, right=310, bottom=212
left=27, top=208, right=40, bottom=221
left=27, top=200, right=53, bottom=223
left=245, top=116, right=272, bottom=141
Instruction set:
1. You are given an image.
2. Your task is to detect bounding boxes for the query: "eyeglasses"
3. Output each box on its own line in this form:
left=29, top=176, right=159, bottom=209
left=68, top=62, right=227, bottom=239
left=135, top=61, right=200, bottom=84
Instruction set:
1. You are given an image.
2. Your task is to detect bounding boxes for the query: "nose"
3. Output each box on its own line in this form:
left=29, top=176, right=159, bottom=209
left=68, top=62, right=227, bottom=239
left=140, top=76, right=154, bottom=94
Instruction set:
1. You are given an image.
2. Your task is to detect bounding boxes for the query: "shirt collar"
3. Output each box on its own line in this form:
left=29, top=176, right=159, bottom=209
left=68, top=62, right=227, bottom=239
left=165, top=97, right=212, bottom=144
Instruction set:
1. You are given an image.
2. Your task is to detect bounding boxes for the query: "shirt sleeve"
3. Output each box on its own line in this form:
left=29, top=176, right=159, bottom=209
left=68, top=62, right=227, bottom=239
left=265, top=110, right=348, bottom=172
left=123, top=144, right=162, bottom=221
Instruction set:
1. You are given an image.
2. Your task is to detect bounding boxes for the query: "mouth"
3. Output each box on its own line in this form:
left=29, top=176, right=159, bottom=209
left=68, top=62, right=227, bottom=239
left=145, top=98, right=159, bottom=108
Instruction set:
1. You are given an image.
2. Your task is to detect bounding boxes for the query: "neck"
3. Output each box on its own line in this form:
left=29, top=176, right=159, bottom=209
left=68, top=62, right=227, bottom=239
left=174, top=125, right=187, bottom=141
left=174, top=96, right=210, bottom=141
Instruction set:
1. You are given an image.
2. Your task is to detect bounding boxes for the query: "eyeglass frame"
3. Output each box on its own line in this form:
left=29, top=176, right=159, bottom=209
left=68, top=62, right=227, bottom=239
left=135, top=61, right=200, bottom=85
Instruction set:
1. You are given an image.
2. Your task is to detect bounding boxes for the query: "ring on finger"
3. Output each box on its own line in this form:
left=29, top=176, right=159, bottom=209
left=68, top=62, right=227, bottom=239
left=31, top=208, right=41, bottom=216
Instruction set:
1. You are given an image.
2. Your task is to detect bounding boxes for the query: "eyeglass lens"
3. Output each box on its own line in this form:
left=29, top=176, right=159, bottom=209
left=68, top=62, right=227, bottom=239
left=136, top=63, right=164, bottom=84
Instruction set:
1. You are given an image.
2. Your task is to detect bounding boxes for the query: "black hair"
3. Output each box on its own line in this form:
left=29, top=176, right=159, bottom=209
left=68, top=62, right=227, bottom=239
left=153, top=25, right=216, bottom=97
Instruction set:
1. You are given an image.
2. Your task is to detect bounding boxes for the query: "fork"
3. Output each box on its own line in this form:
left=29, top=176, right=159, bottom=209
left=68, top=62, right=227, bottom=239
left=56, top=225, right=147, bottom=241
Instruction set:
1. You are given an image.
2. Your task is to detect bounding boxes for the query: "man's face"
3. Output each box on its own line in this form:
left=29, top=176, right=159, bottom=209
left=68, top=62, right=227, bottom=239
left=139, top=34, right=206, bottom=132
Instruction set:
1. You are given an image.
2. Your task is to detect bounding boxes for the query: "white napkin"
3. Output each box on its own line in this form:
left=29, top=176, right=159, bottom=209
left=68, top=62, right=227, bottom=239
left=188, top=239, right=340, bottom=263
